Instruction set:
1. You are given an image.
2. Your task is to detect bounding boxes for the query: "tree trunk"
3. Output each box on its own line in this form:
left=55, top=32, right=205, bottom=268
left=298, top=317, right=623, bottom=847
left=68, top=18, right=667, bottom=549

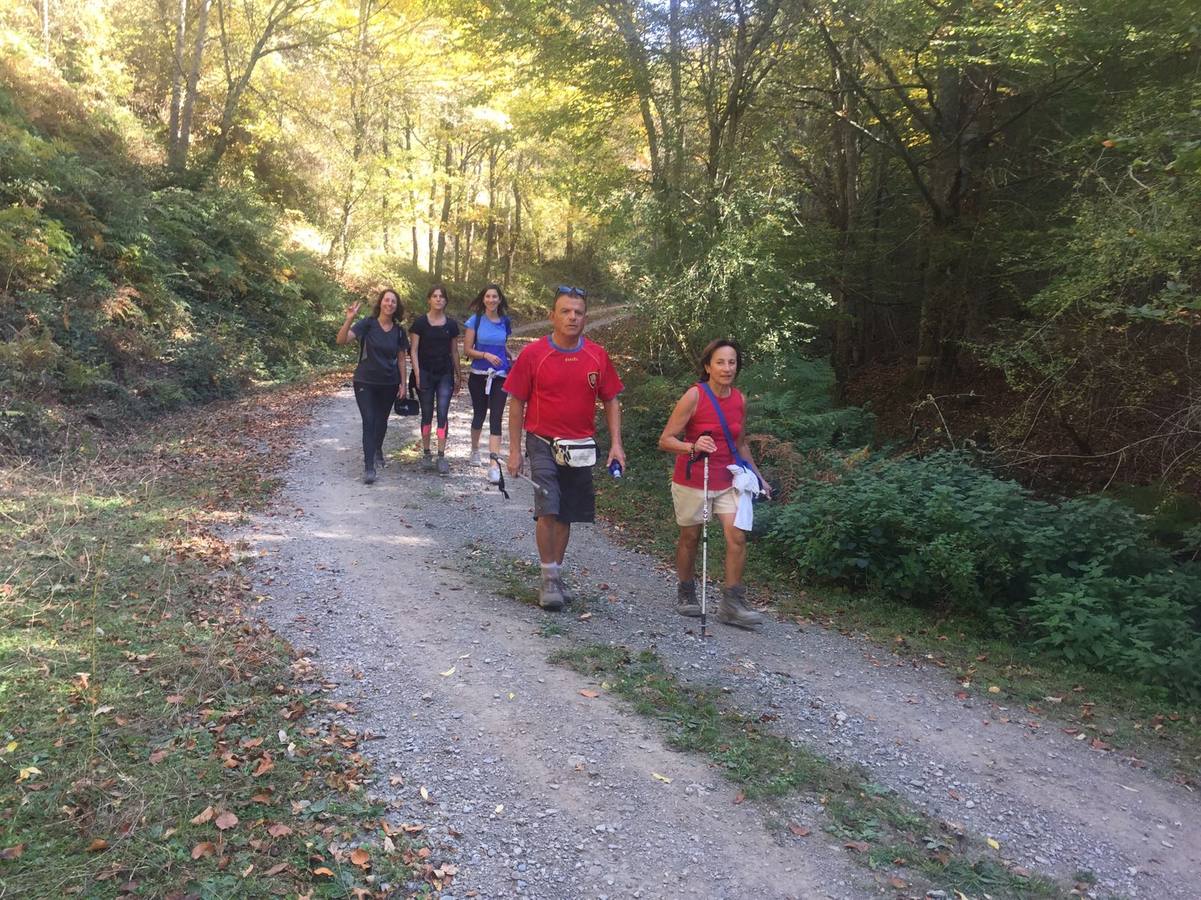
left=503, top=159, right=522, bottom=287
left=381, top=105, right=391, bottom=254
left=427, top=139, right=438, bottom=272
left=40, top=0, right=50, bottom=54
left=482, top=146, right=497, bottom=280
left=173, top=0, right=211, bottom=172
left=434, top=140, right=453, bottom=281
left=167, top=0, right=186, bottom=160
left=404, top=113, right=419, bottom=267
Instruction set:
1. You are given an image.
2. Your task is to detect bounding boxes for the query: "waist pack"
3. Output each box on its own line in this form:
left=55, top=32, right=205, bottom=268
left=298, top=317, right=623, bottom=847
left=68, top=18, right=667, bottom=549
left=538, top=435, right=597, bottom=467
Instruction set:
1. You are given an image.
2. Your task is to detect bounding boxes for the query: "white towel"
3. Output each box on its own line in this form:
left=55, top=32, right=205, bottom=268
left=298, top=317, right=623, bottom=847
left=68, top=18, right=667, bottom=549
left=728, top=464, right=761, bottom=532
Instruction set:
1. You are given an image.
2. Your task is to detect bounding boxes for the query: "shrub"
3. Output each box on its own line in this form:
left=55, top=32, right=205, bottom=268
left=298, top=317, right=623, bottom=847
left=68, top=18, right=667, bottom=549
left=765, top=451, right=1201, bottom=697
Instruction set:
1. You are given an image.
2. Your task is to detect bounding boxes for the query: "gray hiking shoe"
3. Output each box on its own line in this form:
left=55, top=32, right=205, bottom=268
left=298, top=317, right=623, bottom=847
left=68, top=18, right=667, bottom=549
left=437, top=454, right=450, bottom=475
left=421, top=452, right=434, bottom=472
left=717, top=584, right=763, bottom=629
left=676, top=580, right=701, bottom=617
left=363, top=467, right=376, bottom=485
left=539, top=576, right=565, bottom=611
left=556, top=577, right=574, bottom=606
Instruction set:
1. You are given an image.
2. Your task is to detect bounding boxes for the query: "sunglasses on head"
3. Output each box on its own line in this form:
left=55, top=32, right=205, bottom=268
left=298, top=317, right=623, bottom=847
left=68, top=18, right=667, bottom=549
left=555, top=285, right=587, bottom=299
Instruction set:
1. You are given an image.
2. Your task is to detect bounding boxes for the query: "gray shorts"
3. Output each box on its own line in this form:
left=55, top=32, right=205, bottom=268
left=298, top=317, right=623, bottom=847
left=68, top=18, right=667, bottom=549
left=526, top=434, right=595, bottom=523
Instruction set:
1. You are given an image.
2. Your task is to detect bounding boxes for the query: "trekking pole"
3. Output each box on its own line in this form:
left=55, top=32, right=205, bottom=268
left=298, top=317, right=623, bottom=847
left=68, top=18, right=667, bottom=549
left=700, top=450, right=711, bottom=639
left=494, top=454, right=549, bottom=500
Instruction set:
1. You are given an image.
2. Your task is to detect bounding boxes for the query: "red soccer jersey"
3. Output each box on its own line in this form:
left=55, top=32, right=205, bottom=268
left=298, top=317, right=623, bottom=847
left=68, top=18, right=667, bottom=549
left=505, top=336, right=624, bottom=439
left=672, top=385, right=745, bottom=491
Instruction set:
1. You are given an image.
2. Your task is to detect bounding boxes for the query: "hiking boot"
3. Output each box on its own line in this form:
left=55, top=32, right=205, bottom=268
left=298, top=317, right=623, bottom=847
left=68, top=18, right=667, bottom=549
left=716, top=584, right=763, bottom=629
left=421, top=452, right=434, bottom=472
left=375, top=450, right=387, bottom=469
left=676, top=580, right=701, bottom=617
left=470, top=449, right=481, bottom=467
left=437, top=454, right=450, bottom=475
left=538, top=576, right=565, bottom=611
left=556, top=577, right=574, bottom=606
left=363, top=467, right=377, bottom=485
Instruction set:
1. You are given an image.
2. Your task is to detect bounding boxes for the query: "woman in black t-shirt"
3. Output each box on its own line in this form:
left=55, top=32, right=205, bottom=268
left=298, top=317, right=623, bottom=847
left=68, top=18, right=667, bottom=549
left=336, top=288, right=409, bottom=484
left=409, top=284, right=462, bottom=474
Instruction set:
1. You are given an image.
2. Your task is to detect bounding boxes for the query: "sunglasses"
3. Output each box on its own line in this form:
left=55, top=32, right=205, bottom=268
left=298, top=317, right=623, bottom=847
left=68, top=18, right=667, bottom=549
left=555, top=285, right=588, bottom=299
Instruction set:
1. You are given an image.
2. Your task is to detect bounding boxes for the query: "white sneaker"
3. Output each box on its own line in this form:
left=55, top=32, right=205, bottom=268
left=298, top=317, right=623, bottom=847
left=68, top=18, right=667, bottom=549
left=469, top=450, right=481, bottom=467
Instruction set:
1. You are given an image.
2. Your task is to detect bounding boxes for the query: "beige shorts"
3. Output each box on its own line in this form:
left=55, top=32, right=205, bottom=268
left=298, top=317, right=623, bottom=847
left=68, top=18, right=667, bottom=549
left=671, top=481, right=737, bottom=527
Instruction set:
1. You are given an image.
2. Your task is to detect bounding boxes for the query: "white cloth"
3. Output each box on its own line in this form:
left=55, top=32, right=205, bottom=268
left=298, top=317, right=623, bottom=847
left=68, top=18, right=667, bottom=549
left=728, top=464, right=761, bottom=532
left=484, top=367, right=499, bottom=395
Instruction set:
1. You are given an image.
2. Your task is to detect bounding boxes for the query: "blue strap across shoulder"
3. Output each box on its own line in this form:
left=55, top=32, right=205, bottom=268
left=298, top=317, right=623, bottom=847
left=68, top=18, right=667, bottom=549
left=697, top=382, right=760, bottom=485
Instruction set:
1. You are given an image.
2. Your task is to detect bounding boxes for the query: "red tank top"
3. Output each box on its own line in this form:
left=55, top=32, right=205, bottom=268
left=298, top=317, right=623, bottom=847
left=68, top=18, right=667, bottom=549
left=672, top=385, right=744, bottom=491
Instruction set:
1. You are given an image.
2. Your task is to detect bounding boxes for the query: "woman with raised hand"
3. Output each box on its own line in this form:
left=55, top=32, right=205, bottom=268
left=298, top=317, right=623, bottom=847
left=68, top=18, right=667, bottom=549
left=336, top=287, right=409, bottom=485
left=409, top=284, right=462, bottom=475
left=657, top=339, right=771, bottom=628
left=464, top=283, right=513, bottom=484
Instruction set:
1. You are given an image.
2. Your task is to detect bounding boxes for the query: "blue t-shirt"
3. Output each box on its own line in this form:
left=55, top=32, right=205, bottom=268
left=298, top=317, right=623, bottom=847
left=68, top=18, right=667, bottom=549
left=465, top=313, right=512, bottom=375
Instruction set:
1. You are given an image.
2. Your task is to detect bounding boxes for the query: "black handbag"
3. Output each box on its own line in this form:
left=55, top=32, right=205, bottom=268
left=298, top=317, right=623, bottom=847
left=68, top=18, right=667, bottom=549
left=394, top=370, right=419, bottom=416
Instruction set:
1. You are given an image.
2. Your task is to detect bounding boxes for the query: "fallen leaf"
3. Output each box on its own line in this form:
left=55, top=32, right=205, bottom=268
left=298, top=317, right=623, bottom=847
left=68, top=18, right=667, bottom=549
left=253, top=754, right=275, bottom=777
left=788, top=823, right=811, bottom=837
left=148, top=749, right=169, bottom=765
left=651, top=772, right=672, bottom=783
left=0, top=845, right=24, bottom=860
left=312, top=866, right=334, bottom=877
left=578, top=689, right=600, bottom=699
left=265, top=863, right=291, bottom=876
left=251, top=792, right=273, bottom=804
left=987, top=837, right=1000, bottom=850
left=401, top=823, right=425, bottom=834
left=350, top=847, right=370, bottom=869
left=266, top=824, right=292, bottom=837
left=215, top=811, right=239, bottom=831
left=419, top=786, right=430, bottom=802
left=165, top=694, right=184, bottom=704
left=191, top=841, right=216, bottom=860
left=16, top=766, right=42, bottom=783
left=191, top=806, right=215, bottom=825
left=889, top=876, right=908, bottom=889
left=988, top=686, right=1001, bottom=694
left=733, top=791, right=745, bottom=805
left=578, top=612, right=592, bottom=620
left=87, top=839, right=109, bottom=852
left=440, top=667, right=455, bottom=677
left=844, top=840, right=869, bottom=853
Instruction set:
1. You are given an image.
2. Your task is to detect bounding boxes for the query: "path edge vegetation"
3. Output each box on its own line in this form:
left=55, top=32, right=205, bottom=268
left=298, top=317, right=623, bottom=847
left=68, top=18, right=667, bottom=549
left=590, top=350, right=1201, bottom=786
left=0, top=375, right=456, bottom=897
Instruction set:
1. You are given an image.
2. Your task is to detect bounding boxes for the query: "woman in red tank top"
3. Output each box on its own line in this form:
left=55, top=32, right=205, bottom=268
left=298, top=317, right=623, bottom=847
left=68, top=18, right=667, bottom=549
left=657, top=339, right=771, bottom=629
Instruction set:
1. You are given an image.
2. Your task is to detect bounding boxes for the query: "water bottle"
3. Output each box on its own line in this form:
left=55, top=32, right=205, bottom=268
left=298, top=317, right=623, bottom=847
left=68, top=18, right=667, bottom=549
left=608, top=459, right=623, bottom=479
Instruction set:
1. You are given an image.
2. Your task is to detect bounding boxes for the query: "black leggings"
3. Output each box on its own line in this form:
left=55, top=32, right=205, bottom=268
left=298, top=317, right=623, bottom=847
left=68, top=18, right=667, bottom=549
left=417, top=371, right=455, bottom=430
left=353, top=381, right=397, bottom=468
left=468, top=372, right=508, bottom=436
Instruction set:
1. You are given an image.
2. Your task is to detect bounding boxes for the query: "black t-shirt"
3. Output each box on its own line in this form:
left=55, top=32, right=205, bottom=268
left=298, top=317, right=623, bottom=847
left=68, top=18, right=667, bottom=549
left=351, top=317, right=408, bottom=385
left=410, top=315, right=461, bottom=376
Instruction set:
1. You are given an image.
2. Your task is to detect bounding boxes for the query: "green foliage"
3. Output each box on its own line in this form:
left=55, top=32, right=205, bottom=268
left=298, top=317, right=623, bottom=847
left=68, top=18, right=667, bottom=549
left=740, top=358, right=874, bottom=452
left=766, top=452, right=1201, bottom=698
left=0, top=47, right=348, bottom=443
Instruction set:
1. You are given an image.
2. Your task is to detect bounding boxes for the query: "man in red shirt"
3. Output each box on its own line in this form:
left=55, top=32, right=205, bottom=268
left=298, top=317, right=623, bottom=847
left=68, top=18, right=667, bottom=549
left=505, top=287, right=626, bottom=610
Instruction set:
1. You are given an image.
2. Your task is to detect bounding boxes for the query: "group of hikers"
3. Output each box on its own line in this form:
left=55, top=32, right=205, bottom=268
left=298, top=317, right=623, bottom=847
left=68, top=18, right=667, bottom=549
left=337, top=284, right=769, bottom=630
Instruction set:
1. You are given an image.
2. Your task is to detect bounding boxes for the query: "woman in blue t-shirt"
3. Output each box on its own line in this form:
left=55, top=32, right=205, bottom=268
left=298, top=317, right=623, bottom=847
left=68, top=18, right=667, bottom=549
left=463, top=283, right=513, bottom=484
left=335, top=288, right=409, bottom=484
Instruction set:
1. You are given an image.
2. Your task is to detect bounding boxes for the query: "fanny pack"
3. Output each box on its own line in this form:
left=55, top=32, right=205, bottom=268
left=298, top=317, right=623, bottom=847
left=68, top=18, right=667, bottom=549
left=535, top=434, right=597, bottom=468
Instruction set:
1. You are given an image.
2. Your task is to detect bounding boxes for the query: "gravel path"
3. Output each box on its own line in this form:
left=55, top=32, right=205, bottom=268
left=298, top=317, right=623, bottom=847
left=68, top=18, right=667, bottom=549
left=235, top=386, right=1201, bottom=899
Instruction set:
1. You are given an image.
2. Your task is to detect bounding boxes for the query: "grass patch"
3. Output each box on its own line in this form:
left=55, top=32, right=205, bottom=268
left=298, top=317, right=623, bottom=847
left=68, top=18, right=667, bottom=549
left=0, top=376, right=451, bottom=897
left=596, top=385, right=1201, bottom=783
left=551, top=643, right=1063, bottom=899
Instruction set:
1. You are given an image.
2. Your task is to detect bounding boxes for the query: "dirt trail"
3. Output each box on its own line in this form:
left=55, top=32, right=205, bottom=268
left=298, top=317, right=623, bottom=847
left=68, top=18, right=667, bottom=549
left=236, top=386, right=1201, bottom=899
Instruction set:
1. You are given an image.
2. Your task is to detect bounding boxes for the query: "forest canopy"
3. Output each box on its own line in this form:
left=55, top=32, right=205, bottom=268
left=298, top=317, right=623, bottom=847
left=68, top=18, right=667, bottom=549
left=0, top=0, right=1198, bottom=493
